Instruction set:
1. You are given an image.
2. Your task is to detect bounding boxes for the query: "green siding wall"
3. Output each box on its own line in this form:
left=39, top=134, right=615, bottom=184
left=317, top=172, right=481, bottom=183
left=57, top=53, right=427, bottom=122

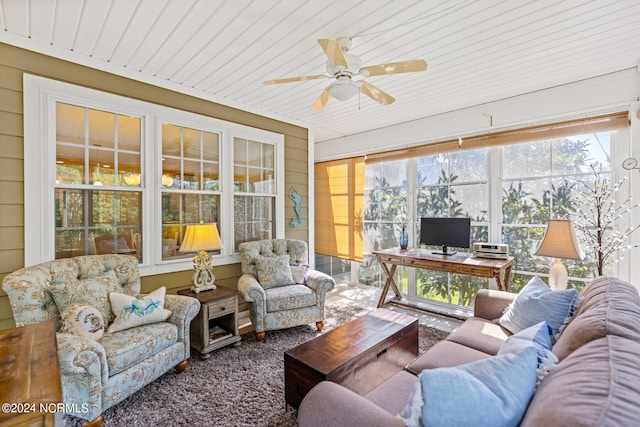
left=0, top=43, right=309, bottom=329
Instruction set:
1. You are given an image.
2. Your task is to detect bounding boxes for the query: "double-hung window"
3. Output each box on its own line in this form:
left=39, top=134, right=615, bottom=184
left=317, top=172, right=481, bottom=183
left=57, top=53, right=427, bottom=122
left=233, top=137, right=276, bottom=249
left=54, top=102, right=143, bottom=260
left=24, top=75, right=284, bottom=275
left=160, top=123, right=222, bottom=261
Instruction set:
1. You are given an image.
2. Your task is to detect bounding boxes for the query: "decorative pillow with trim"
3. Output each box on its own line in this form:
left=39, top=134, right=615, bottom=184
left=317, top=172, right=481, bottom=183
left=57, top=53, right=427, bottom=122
left=498, top=321, right=558, bottom=385
left=290, top=263, right=309, bottom=284
left=496, top=276, right=578, bottom=338
left=60, top=304, right=105, bottom=340
left=49, top=269, right=121, bottom=325
left=107, top=286, right=171, bottom=333
left=498, top=321, right=552, bottom=362
left=255, top=255, right=294, bottom=289
left=399, top=346, right=538, bottom=427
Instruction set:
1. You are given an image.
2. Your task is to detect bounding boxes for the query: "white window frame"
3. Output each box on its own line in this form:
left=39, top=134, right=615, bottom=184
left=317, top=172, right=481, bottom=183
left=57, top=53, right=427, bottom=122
left=24, top=74, right=284, bottom=276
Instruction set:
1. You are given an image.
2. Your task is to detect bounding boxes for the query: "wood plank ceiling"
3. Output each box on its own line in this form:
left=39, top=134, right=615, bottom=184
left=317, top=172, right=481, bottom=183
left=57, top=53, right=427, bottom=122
left=1, top=0, right=639, bottom=143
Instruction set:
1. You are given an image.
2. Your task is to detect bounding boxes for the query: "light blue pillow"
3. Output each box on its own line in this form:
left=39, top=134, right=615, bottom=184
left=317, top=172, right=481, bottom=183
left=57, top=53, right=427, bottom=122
left=496, top=276, right=578, bottom=337
left=399, top=346, right=538, bottom=427
left=498, top=321, right=552, bottom=363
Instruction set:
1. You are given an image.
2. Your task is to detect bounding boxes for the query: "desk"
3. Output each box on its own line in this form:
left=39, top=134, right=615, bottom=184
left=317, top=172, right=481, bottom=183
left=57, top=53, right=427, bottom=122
left=373, top=248, right=514, bottom=308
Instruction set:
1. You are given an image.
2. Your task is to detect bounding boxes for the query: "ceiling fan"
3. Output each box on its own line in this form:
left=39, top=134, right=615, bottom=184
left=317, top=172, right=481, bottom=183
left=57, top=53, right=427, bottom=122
left=264, top=37, right=428, bottom=111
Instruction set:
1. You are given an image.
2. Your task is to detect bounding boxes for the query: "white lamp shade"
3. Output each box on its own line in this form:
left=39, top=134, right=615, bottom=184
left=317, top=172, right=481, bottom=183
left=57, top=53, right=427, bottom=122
left=534, top=219, right=583, bottom=260
left=179, top=223, right=222, bottom=253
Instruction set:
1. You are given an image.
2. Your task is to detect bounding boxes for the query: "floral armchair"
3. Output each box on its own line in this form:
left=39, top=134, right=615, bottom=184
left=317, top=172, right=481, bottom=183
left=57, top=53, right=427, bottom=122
left=2, top=255, right=200, bottom=427
left=237, top=239, right=335, bottom=341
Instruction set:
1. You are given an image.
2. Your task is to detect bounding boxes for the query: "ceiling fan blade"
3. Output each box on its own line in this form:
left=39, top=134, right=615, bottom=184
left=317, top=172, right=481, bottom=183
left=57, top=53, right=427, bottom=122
left=318, top=39, right=348, bottom=68
left=311, top=88, right=330, bottom=111
left=360, top=59, right=427, bottom=77
left=264, top=74, right=326, bottom=85
left=359, top=81, right=395, bottom=105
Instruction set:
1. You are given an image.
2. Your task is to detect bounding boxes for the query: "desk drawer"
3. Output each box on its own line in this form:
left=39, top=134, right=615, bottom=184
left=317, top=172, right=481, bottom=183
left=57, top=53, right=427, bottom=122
left=379, top=255, right=405, bottom=264
left=207, top=297, right=236, bottom=319
left=455, top=264, right=492, bottom=277
left=428, top=261, right=453, bottom=273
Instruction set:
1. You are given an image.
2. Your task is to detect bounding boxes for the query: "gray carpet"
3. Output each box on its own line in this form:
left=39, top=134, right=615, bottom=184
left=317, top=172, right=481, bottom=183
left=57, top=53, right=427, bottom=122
left=64, top=303, right=448, bottom=427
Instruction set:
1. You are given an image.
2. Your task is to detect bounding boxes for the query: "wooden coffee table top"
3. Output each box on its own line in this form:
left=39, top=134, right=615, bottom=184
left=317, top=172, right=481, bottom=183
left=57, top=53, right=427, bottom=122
left=285, top=308, right=417, bottom=374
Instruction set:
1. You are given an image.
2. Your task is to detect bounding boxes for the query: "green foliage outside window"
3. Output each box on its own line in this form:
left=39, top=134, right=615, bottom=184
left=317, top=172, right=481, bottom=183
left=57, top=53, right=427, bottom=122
left=359, top=133, right=614, bottom=308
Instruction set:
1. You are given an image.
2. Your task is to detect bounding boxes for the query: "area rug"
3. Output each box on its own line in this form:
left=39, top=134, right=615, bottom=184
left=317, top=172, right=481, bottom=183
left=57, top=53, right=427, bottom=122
left=63, top=303, right=448, bottom=427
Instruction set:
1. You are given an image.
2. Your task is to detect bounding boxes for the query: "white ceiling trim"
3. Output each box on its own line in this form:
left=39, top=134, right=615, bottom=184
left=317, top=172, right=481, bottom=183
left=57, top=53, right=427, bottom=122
left=0, top=30, right=314, bottom=132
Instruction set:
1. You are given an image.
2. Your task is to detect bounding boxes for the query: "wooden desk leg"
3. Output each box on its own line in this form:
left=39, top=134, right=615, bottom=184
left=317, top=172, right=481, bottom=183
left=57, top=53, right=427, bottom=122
left=502, top=264, right=512, bottom=291
left=494, top=264, right=512, bottom=292
left=377, top=263, right=398, bottom=308
left=388, top=271, right=402, bottom=298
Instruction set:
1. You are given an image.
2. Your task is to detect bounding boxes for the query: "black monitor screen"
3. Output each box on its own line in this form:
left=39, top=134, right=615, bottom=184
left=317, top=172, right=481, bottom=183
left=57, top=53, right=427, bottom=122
left=420, top=217, right=471, bottom=255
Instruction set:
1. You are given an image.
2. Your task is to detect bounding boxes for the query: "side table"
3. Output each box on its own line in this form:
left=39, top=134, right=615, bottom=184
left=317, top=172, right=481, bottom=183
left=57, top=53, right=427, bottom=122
left=178, top=287, right=241, bottom=359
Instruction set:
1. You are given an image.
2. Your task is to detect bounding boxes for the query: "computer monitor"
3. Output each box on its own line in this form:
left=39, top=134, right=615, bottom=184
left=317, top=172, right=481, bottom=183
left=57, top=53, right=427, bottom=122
left=420, top=217, right=471, bottom=255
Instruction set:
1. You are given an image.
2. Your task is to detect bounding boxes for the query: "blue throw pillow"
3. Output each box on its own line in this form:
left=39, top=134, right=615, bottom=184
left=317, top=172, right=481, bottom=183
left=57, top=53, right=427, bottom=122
left=399, top=347, right=538, bottom=427
left=496, top=276, right=578, bottom=337
left=498, top=321, right=552, bottom=363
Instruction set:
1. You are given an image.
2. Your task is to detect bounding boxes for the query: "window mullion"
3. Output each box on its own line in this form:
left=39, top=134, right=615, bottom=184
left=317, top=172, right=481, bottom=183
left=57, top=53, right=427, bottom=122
left=488, top=146, right=502, bottom=243
left=407, top=157, right=417, bottom=298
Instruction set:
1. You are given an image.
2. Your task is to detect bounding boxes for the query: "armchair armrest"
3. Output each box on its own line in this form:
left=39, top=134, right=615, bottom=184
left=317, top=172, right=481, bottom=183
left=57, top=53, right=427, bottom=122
left=298, top=381, right=404, bottom=427
left=165, top=294, right=201, bottom=341
left=57, top=332, right=109, bottom=385
left=474, top=289, right=517, bottom=320
left=238, top=273, right=266, bottom=303
left=305, top=269, right=336, bottom=295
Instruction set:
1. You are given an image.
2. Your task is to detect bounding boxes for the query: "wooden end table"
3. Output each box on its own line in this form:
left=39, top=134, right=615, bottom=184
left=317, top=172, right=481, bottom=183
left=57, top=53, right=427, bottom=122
left=178, top=287, right=241, bottom=359
left=284, top=308, right=418, bottom=409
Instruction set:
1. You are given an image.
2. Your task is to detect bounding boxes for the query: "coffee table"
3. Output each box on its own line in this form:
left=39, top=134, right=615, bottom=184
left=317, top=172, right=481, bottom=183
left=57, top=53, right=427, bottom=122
left=284, top=308, right=418, bottom=409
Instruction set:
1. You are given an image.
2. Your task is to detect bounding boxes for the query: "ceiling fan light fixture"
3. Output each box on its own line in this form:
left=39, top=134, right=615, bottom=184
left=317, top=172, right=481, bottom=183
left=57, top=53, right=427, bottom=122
left=327, top=80, right=359, bottom=101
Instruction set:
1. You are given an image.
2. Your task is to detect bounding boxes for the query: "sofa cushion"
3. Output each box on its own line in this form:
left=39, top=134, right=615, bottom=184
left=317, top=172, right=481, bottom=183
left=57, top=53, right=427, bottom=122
left=575, top=276, right=640, bottom=315
left=400, top=347, right=538, bottom=427
left=553, top=277, right=640, bottom=361
left=255, top=255, right=294, bottom=289
left=49, top=270, right=121, bottom=325
left=496, top=276, right=578, bottom=338
left=521, top=336, right=640, bottom=427
left=107, top=287, right=172, bottom=333
left=364, top=370, right=417, bottom=415
left=99, top=321, right=178, bottom=376
left=265, top=285, right=316, bottom=312
left=446, top=317, right=511, bottom=355
left=406, top=340, right=491, bottom=374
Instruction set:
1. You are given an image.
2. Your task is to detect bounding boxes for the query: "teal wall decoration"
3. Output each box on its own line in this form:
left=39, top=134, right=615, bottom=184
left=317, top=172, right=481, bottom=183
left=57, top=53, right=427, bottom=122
left=289, top=187, right=303, bottom=227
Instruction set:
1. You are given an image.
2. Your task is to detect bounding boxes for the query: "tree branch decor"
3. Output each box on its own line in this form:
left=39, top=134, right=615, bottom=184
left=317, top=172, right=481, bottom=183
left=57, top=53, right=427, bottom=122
left=573, top=166, right=640, bottom=276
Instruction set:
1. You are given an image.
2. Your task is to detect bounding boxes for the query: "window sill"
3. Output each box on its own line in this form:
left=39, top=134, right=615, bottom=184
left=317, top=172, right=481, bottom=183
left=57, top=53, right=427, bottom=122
left=139, top=253, right=242, bottom=277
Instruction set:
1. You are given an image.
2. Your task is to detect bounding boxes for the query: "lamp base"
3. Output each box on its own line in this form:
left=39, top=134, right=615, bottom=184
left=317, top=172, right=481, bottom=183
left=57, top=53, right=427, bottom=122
left=548, top=258, right=569, bottom=291
left=191, top=250, right=216, bottom=293
left=191, top=283, right=217, bottom=294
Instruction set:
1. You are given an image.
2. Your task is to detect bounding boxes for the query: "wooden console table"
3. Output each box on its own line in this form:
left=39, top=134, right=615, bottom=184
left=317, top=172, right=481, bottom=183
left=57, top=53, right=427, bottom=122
left=373, top=248, right=514, bottom=308
left=0, top=320, right=62, bottom=427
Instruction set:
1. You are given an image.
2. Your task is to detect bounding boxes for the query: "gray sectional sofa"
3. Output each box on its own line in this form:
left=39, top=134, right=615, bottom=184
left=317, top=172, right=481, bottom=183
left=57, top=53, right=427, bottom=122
left=297, top=276, right=640, bottom=427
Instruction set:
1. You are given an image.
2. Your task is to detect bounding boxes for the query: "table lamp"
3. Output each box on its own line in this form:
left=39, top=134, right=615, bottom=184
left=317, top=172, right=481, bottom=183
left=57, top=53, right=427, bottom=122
left=179, top=223, right=222, bottom=293
left=534, top=219, right=583, bottom=290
